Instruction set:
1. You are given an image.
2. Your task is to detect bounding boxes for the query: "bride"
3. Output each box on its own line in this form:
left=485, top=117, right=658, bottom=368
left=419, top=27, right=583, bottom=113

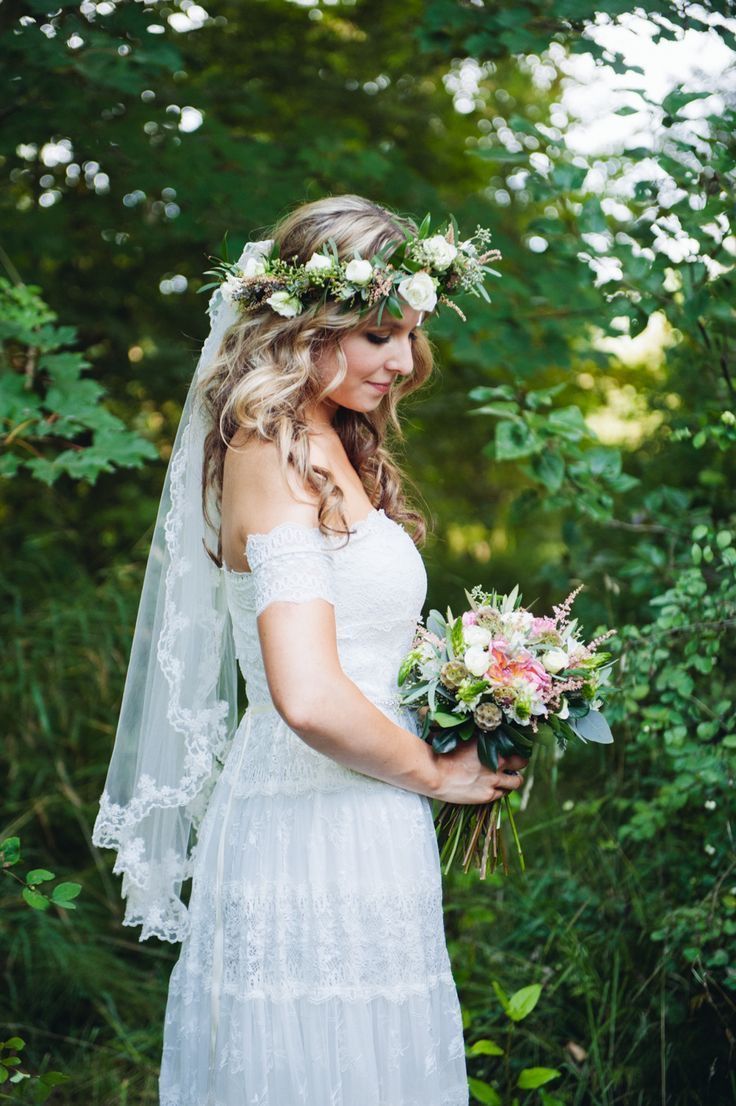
left=92, top=193, right=526, bottom=1105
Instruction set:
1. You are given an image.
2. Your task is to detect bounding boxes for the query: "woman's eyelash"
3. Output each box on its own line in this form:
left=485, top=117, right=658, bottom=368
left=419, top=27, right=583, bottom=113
left=366, top=332, right=418, bottom=345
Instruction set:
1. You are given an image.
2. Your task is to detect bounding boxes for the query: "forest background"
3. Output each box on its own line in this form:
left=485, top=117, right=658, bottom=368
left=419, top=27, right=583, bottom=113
left=1, top=1, right=734, bottom=1103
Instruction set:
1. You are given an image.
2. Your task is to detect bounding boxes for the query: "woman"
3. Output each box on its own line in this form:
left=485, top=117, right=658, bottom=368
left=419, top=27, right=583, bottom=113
left=93, top=194, right=525, bottom=1105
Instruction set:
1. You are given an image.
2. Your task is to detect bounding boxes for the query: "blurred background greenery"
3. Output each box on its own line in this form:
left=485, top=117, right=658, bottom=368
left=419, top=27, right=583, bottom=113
left=1, top=1, right=734, bottom=1103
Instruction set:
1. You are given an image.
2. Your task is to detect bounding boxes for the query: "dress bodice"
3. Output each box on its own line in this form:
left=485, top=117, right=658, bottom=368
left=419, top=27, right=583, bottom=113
left=219, top=508, right=428, bottom=796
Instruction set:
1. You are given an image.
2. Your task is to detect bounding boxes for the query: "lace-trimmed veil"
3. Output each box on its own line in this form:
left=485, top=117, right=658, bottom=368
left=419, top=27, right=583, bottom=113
left=91, top=240, right=273, bottom=943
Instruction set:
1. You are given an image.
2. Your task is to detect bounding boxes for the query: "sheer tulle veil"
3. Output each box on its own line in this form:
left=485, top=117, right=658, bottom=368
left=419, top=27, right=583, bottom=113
left=91, top=240, right=273, bottom=943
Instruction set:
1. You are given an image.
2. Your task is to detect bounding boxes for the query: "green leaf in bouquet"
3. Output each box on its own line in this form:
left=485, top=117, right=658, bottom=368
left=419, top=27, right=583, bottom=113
left=398, top=682, right=431, bottom=705
left=476, top=730, right=498, bottom=770
left=431, top=730, right=460, bottom=754
left=569, top=710, right=614, bottom=745
left=397, top=652, right=418, bottom=687
left=456, top=679, right=490, bottom=702
left=565, top=700, right=590, bottom=720
left=426, top=609, right=446, bottom=640
left=450, top=615, right=465, bottom=657
left=533, top=723, right=556, bottom=748
left=432, top=710, right=464, bottom=728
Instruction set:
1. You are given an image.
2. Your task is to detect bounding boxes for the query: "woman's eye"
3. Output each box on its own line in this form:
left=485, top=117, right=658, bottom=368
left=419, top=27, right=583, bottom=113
left=366, top=332, right=418, bottom=345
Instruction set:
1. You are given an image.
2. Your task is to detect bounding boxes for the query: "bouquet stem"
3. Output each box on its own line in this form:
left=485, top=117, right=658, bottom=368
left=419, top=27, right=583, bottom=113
left=434, top=795, right=525, bottom=878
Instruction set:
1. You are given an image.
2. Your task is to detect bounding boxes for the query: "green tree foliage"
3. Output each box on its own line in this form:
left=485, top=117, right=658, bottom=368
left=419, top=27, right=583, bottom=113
left=1, top=1, right=734, bottom=1102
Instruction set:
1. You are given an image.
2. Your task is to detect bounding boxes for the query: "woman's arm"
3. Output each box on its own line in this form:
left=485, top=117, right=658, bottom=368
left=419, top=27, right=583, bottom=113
left=223, top=437, right=524, bottom=804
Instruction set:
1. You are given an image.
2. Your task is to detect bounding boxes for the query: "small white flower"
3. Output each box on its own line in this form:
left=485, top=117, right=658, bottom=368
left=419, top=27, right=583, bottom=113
left=345, top=258, right=373, bottom=285
left=542, top=648, right=569, bottom=674
left=305, top=252, right=333, bottom=273
left=464, top=625, right=492, bottom=649
left=219, top=274, right=242, bottom=305
left=556, top=696, right=570, bottom=720
left=423, top=234, right=458, bottom=271
left=704, top=843, right=716, bottom=856
left=266, top=290, right=303, bottom=317
left=704, top=799, right=716, bottom=811
left=464, top=645, right=490, bottom=677
left=242, top=255, right=267, bottom=278
left=459, top=238, right=478, bottom=256
left=398, top=270, right=437, bottom=312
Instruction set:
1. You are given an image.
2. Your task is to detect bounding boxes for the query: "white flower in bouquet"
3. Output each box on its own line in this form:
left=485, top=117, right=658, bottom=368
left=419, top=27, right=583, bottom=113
left=542, top=648, right=569, bottom=674
left=423, top=234, right=458, bottom=271
left=464, top=625, right=493, bottom=649
left=463, top=644, right=490, bottom=677
left=344, top=258, right=373, bottom=285
left=398, top=271, right=438, bottom=312
left=557, top=696, right=570, bottom=720
left=266, top=290, right=303, bottom=317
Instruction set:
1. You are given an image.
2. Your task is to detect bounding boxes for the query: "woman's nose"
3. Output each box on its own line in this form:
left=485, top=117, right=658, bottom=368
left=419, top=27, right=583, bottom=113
left=386, top=340, right=414, bottom=376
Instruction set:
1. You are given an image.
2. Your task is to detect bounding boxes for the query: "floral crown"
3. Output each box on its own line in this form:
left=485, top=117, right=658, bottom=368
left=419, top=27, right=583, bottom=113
left=200, top=214, right=502, bottom=324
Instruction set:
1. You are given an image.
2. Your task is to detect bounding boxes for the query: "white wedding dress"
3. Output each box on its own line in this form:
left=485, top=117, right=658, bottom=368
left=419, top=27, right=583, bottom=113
left=158, top=506, right=469, bottom=1105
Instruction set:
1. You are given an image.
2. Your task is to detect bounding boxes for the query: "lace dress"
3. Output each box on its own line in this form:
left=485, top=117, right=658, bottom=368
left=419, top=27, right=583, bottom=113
left=158, top=507, right=469, bottom=1106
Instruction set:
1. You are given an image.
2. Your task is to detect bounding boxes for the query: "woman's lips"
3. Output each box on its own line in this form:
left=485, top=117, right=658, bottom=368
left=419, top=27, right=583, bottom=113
left=368, top=382, right=390, bottom=393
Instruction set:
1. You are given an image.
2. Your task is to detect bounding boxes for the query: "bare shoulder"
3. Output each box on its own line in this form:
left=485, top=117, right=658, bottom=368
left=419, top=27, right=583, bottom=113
left=221, top=433, right=321, bottom=567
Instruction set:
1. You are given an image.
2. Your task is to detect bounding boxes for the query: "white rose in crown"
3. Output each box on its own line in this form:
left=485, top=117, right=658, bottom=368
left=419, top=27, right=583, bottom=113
left=242, top=255, right=267, bottom=278
left=542, top=648, right=569, bottom=674
left=344, top=258, right=374, bottom=285
left=423, top=234, right=458, bottom=271
left=464, top=625, right=493, bottom=649
left=220, top=274, right=243, bottom=305
left=464, top=645, right=490, bottom=677
left=305, top=252, right=334, bottom=273
left=266, top=290, right=303, bottom=317
left=398, top=271, right=438, bottom=312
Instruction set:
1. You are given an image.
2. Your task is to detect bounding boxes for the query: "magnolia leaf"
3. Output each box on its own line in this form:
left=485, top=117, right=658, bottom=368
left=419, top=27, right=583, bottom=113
left=569, top=710, right=614, bottom=745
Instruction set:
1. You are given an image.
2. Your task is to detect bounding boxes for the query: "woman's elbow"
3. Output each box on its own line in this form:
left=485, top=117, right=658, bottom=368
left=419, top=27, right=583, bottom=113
left=273, top=679, right=339, bottom=734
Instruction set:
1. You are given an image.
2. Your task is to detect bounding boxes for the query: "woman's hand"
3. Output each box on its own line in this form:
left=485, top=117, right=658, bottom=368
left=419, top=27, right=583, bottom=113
left=431, top=736, right=528, bottom=806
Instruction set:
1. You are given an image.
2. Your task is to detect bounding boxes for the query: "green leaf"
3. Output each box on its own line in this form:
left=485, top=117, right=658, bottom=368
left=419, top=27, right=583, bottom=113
left=495, top=420, right=543, bottom=461
left=51, top=881, right=82, bottom=903
left=22, top=887, right=50, bottom=911
left=0, top=837, right=21, bottom=866
left=517, top=1067, right=561, bottom=1089
left=26, top=869, right=55, bottom=884
left=431, top=711, right=463, bottom=729
left=467, top=1038, right=504, bottom=1057
left=531, top=448, right=565, bottom=492
left=508, top=983, right=542, bottom=1021
left=492, top=980, right=511, bottom=1016
left=3, top=1038, right=25, bottom=1051
left=468, top=1076, right=502, bottom=1105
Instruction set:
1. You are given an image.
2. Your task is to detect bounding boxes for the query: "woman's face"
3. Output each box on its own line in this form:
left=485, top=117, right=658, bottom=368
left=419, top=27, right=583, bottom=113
left=311, top=305, right=425, bottom=425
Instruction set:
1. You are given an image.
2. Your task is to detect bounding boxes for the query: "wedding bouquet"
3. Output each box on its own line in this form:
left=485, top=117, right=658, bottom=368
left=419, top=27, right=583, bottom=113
left=397, top=583, right=616, bottom=877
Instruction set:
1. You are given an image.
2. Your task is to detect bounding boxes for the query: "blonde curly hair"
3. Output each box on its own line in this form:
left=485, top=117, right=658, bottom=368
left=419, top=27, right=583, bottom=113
left=198, top=194, right=436, bottom=565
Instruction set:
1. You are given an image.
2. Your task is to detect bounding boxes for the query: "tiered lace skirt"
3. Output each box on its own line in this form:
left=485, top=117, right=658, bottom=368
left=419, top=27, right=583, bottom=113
left=159, top=703, right=470, bottom=1106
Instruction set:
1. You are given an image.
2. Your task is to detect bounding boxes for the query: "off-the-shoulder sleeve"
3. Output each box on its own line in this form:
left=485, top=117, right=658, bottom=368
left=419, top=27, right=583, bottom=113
left=246, top=523, right=336, bottom=617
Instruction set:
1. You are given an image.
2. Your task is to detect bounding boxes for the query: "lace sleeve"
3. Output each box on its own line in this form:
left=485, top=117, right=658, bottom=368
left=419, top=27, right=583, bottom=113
left=246, top=523, right=336, bottom=618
